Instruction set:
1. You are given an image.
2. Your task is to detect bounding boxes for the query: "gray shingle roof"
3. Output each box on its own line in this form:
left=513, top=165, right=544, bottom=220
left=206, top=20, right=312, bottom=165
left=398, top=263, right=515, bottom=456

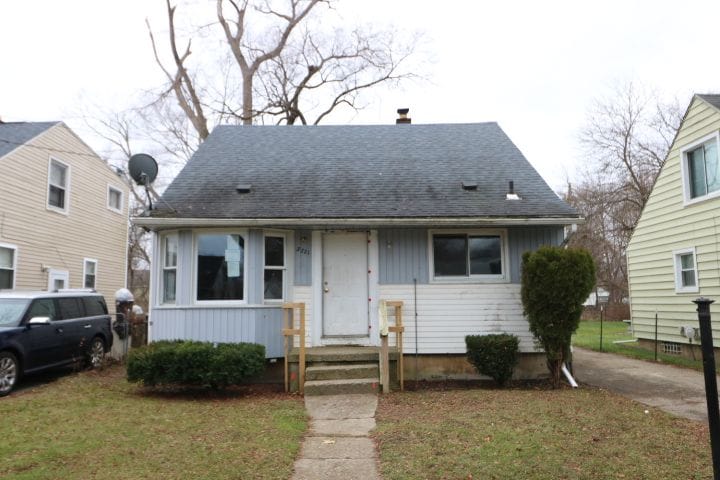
left=0, top=122, right=59, bottom=159
left=154, top=123, right=578, bottom=220
left=697, top=94, right=720, bottom=111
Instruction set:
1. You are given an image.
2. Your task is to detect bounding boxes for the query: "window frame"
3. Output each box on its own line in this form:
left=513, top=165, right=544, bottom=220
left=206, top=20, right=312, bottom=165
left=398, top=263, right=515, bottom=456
left=192, top=230, right=248, bottom=305
left=0, top=242, right=18, bottom=290
left=47, top=157, right=70, bottom=214
left=673, top=247, right=699, bottom=293
left=428, top=229, right=510, bottom=283
left=107, top=185, right=124, bottom=214
left=681, top=131, right=720, bottom=205
left=83, top=258, right=98, bottom=289
left=160, top=233, right=179, bottom=305
left=263, top=232, right=287, bottom=303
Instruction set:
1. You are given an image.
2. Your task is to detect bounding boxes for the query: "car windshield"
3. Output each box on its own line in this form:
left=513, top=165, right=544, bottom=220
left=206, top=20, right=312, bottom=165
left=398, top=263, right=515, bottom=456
left=0, top=299, right=30, bottom=327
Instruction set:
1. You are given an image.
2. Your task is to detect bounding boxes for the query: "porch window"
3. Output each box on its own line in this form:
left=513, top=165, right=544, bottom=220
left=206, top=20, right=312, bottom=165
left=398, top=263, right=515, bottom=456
left=83, top=259, right=97, bottom=289
left=431, top=230, right=506, bottom=280
left=48, top=158, right=69, bottom=212
left=162, top=234, right=178, bottom=303
left=673, top=247, right=699, bottom=293
left=0, top=244, right=16, bottom=290
left=196, top=233, right=245, bottom=301
left=264, top=235, right=285, bottom=301
left=682, top=133, right=720, bottom=202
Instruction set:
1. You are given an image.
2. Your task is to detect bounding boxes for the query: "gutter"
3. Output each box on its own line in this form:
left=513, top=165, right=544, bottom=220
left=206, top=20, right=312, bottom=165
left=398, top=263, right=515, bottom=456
left=132, top=216, right=584, bottom=230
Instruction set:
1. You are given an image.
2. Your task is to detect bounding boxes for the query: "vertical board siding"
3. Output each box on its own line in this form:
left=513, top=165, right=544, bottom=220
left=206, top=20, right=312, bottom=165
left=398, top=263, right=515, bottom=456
left=507, top=226, right=565, bottom=283
left=294, top=230, right=312, bottom=286
left=378, top=229, right=429, bottom=285
left=150, top=307, right=285, bottom=357
left=247, top=229, right=263, bottom=304
left=177, top=230, right=193, bottom=305
left=628, top=98, right=720, bottom=345
left=379, top=283, right=539, bottom=353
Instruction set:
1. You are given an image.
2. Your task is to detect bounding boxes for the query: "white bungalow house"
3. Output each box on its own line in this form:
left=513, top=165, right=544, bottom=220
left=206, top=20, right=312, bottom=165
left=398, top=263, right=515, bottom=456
left=627, top=94, right=720, bottom=359
left=134, top=115, right=581, bottom=381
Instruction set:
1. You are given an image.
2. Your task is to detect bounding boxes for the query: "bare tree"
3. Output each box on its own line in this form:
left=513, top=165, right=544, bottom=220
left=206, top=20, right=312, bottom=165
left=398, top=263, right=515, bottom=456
left=566, top=83, right=683, bottom=308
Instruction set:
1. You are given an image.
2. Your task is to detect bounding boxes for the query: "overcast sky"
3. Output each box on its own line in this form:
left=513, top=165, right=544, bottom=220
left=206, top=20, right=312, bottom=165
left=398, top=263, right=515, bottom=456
left=2, top=0, right=720, bottom=191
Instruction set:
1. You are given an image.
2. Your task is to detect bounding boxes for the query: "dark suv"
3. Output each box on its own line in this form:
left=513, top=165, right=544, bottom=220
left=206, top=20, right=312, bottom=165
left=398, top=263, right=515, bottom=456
left=0, top=290, right=114, bottom=396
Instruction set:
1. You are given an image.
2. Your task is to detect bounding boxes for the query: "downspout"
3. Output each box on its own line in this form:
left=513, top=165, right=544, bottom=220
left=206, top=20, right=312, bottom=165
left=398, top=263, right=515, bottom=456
left=562, top=363, right=578, bottom=388
left=414, top=277, right=419, bottom=385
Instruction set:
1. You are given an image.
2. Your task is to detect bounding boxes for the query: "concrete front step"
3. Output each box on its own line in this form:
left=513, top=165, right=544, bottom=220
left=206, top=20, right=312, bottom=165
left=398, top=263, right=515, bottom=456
left=306, top=364, right=379, bottom=381
left=304, top=378, right=380, bottom=396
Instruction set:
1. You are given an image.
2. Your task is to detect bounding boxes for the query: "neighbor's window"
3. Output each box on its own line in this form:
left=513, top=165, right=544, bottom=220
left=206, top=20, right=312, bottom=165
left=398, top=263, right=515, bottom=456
left=684, top=134, right=720, bottom=201
left=162, top=234, right=178, bottom=304
left=673, top=248, right=699, bottom=293
left=264, top=235, right=285, bottom=301
left=0, top=245, right=17, bottom=290
left=107, top=186, right=123, bottom=213
left=432, top=231, right=505, bottom=279
left=196, top=233, right=244, bottom=301
left=48, top=158, right=69, bottom=212
left=83, top=259, right=97, bottom=289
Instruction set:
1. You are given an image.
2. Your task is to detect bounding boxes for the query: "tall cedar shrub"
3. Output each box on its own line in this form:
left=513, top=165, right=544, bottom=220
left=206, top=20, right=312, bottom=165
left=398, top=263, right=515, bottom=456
left=127, top=340, right=265, bottom=389
left=465, top=334, right=520, bottom=386
left=521, top=246, right=595, bottom=388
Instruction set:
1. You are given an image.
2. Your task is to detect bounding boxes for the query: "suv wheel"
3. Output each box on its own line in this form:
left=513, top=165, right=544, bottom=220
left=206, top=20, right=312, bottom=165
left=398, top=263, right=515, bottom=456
left=0, top=352, right=19, bottom=396
left=86, top=337, right=105, bottom=369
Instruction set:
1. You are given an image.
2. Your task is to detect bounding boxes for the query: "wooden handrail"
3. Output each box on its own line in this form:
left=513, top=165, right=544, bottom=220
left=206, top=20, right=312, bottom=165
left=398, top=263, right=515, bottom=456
left=282, top=302, right=306, bottom=394
left=379, top=300, right=404, bottom=392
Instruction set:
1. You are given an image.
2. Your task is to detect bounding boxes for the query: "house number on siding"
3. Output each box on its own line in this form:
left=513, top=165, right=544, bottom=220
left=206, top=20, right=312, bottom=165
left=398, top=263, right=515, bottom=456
left=295, top=246, right=310, bottom=255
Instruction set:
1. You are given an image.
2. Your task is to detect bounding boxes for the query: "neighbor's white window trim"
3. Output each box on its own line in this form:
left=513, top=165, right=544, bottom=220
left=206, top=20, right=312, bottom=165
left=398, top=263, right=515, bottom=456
left=106, top=184, right=124, bottom=214
left=673, top=247, right=699, bottom=293
left=427, top=228, right=510, bottom=284
left=83, top=258, right=98, bottom=289
left=0, top=242, right=18, bottom=290
left=680, top=131, right=720, bottom=206
left=262, top=231, right=287, bottom=304
left=47, top=157, right=71, bottom=215
left=192, top=229, right=249, bottom=306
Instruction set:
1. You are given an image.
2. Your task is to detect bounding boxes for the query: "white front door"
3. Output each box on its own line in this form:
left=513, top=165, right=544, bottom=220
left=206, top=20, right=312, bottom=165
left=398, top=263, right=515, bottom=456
left=48, top=269, right=69, bottom=291
left=322, top=232, right=368, bottom=339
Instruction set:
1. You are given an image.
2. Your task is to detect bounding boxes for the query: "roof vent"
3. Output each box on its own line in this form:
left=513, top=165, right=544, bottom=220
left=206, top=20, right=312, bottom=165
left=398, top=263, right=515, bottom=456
left=236, top=184, right=252, bottom=193
left=461, top=181, right=478, bottom=191
left=396, top=108, right=411, bottom=124
left=506, top=181, right=520, bottom=200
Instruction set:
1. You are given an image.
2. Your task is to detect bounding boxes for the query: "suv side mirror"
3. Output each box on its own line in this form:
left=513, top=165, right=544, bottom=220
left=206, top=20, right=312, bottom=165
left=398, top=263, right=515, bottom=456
left=28, top=316, right=51, bottom=326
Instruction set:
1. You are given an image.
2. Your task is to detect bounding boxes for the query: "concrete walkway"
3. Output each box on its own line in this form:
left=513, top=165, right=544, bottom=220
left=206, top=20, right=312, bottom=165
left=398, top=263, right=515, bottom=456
left=291, top=394, right=381, bottom=480
left=573, top=347, right=716, bottom=422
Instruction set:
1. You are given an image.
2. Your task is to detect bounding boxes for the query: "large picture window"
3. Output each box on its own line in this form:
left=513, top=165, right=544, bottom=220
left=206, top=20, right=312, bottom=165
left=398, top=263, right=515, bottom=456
left=0, top=245, right=17, bottom=290
left=683, top=133, right=720, bottom=202
left=162, top=234, right=178, bottom=304
left=196, top=233, right=244, bottom=301
left=264, top=235, right=285, bottom=301
left=431, top=231, right=506, bottom=280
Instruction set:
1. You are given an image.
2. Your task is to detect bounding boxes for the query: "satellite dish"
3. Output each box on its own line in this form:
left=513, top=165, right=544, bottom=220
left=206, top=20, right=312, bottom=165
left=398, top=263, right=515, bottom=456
left=128, top=153, right=158, bottom=186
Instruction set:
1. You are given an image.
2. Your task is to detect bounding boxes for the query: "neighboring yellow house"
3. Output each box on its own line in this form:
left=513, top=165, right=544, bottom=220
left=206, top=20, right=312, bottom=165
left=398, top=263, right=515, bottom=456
left=0, top=121, right=129, bottom=320
left=627, top=94, right=720, bottom=358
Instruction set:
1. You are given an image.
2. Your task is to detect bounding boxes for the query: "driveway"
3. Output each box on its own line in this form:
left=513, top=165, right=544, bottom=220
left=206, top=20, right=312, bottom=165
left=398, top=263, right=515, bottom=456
left=573, top=347, right=715, bottom=422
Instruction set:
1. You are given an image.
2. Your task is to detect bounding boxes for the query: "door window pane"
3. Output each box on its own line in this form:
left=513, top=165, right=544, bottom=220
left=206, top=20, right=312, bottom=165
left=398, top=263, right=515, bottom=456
left=196, top=234, right=244, bottom=301
left=265, top=237, right=284, bottom=266
left=264, top=270, right=283, bottom=300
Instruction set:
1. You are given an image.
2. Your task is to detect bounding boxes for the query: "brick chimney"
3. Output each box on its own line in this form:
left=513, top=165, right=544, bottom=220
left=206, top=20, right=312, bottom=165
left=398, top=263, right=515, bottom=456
left=396, top=108, right=411, bottom=124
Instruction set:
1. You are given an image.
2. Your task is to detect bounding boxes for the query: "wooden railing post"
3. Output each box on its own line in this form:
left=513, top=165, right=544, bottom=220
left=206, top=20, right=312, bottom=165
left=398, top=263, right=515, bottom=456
left=383, top=300, right=405, bottom=392
left=282, top=302, right=306, bottom=394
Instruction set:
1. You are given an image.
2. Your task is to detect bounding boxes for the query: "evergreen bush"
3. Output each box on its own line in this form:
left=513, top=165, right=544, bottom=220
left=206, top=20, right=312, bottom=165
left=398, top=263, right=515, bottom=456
left=465, top=334, right=520, bottom=386
left=127, top=340, right=265, bottom=389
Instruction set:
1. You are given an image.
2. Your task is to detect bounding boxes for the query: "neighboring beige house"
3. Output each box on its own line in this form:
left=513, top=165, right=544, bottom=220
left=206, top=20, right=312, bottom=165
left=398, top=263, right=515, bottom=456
left=627, top=94, right=720, bottom=358
left=0, top=121, right=129, bottom=319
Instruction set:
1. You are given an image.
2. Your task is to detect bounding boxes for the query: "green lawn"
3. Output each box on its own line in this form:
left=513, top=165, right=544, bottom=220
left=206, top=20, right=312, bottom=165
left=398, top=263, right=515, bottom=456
left=0, top=366, right=306, bottom=480
left=573, top=320, right=703, bottom=370
left=373, top=387, right=712, bottom=479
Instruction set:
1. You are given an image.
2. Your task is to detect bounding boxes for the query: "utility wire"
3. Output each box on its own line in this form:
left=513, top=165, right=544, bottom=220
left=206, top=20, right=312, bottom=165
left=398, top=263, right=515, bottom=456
left=0, top=137, right=109, bottom=159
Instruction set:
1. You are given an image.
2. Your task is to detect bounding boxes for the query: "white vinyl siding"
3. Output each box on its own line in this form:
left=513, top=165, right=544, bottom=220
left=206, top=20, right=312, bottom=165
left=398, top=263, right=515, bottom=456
left=83, top=258, right=98, bottom=289
left=0, top=243, right=17, bottom=289
left=47, top=157, right=70, bottom=213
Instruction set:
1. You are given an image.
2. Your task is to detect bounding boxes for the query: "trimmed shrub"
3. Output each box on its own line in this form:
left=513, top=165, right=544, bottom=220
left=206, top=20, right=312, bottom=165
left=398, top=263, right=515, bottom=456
left=465, top=334, right=520, bottom=386
left=127, top=340, right=265, bottom=389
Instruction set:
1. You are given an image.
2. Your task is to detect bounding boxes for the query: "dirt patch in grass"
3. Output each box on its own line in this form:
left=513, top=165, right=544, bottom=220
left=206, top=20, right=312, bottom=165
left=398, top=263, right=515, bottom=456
left=0, top=365, right=306, bottom=480
left=373, top=385, right=712, bottom=479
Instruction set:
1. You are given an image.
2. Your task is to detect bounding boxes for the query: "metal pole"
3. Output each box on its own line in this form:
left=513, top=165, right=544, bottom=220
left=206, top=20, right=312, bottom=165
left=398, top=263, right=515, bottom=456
left=694, top=297, right=720, bottom=480
left=654, top=312, right=658, bottom=362
left=599, top=305, right=604, bottom=352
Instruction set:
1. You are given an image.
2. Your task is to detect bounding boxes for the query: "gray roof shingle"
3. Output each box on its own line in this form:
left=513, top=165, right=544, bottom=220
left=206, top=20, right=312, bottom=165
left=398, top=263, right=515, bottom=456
left=0, top=122, right=59, bottom=159
left=154, top=122, right=578, bottom=220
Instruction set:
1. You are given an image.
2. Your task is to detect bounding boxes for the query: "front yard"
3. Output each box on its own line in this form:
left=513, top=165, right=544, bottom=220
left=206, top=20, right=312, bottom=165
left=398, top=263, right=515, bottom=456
left=373, top=386, right=712, bottom=479
left=0, top=365, right=306, bottom=480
